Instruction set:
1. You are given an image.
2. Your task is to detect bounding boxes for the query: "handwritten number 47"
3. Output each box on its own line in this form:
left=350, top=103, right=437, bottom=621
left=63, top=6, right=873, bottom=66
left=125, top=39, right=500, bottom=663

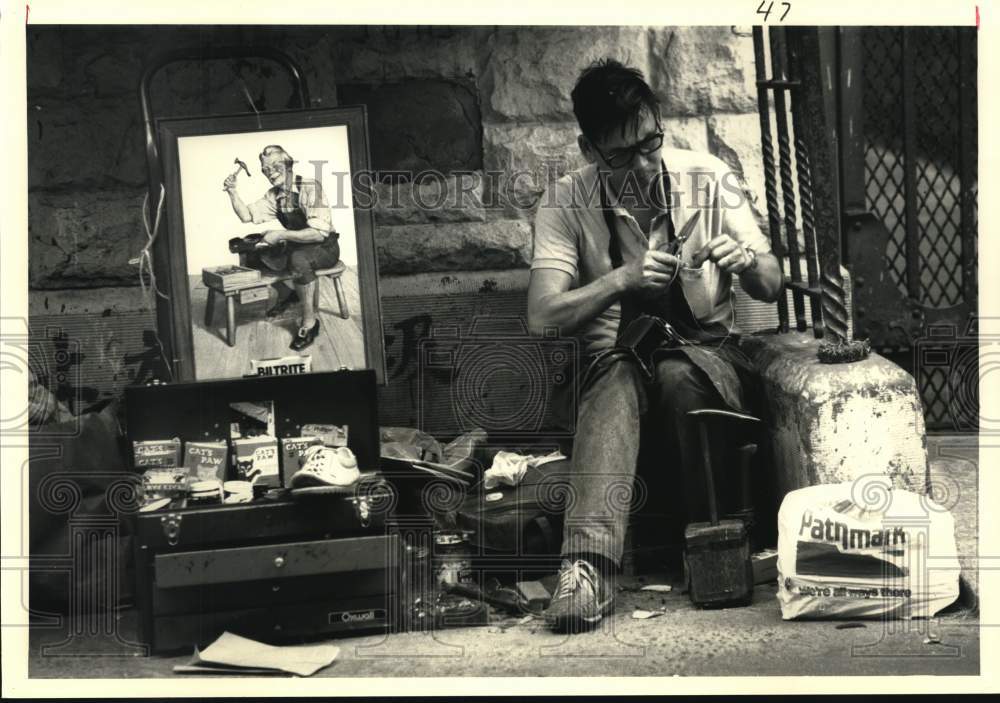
left=757, top=0, right=791, bottom=21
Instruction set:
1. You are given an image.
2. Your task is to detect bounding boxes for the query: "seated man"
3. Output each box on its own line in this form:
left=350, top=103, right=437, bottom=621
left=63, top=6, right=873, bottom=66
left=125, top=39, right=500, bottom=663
left=527, top=59, right=783, bottom=632
left=223, top=144, right=340, bottom=351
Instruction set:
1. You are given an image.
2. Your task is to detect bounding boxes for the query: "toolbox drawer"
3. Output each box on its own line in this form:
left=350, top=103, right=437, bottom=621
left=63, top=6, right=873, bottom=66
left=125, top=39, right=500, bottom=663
left=152, top=593, right=399, bottom=651
left=239, top=285, right=270, bottom=304
left=151, top=569, right=396, bottom=615
left=154, top=534, right=395, bottom=588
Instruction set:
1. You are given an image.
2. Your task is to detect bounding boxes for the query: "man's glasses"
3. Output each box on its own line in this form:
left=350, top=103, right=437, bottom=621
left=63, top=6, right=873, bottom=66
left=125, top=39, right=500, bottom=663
left=593, top=128, right=665, bottom=169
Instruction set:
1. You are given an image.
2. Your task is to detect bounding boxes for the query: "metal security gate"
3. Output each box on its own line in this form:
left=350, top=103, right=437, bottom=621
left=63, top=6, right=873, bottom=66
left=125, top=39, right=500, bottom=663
left=842, top=27, right=978, bottom=431
left=859, top=27, right=977, bottom=310
left=751, top=27, right=976, bottom=431
left=754, top=26, right=978, bottom=431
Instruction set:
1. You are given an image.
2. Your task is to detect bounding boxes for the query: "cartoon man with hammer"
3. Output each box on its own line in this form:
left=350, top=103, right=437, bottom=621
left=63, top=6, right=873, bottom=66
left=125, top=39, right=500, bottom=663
left=223, top=145, right=340, bottom=351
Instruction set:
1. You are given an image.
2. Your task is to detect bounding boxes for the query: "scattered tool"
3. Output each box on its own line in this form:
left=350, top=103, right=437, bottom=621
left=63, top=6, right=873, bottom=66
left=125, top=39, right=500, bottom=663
left=683, top=409, right=761, bottom=608
left=515, top=580, right=552, bottom=612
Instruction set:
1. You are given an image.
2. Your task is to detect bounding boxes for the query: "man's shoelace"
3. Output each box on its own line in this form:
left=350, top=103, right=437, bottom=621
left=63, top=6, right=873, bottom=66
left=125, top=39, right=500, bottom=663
left=554, top=560, right=598, bottom=600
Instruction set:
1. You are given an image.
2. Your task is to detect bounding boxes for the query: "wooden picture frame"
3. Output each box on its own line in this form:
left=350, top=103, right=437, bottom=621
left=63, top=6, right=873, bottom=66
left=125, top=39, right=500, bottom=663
left=156, top=107, right=386, bottom=383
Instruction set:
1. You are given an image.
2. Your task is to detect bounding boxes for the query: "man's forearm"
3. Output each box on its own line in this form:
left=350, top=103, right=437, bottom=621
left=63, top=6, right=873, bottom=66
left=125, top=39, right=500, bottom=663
left=738, top=252, right=783, bottom=303
left=228, top=193, right=252, bottom=223
left=529, top=268, right=629, bottom=337
left=278, top=228, right=328, bottom=244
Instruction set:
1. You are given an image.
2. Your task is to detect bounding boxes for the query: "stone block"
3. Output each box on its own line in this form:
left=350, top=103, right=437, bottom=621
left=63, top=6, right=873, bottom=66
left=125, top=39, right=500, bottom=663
left=84, top=47, right=144, bottom=99
left=481, top=27, right=651, bottom=122
left=338, top=80, right=482, bottom=174
left=26, top=28, right=78, bottom=94
left=29, top=98, right=147, bottom=188
left=29, top=286, right=149, bottom=316
left=741, top=332, right=928, bottom=497
left=29, top=188, right=148, bottom=288
left=372, top=172, right=486, bottom=225
left=330, top=26, right=487, bottom=83
left=376, top=220, right=532, bottom=275
left=483, top=122, right=585, bottom=218
left=662, top=116, right=709, bottom=153
left=707, top=112, right=767, bottom=217
left=649, top=27, right=757, bottom=116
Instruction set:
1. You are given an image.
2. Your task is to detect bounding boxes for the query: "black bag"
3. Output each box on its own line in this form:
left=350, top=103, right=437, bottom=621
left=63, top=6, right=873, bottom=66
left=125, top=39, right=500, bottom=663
left=455, top=459, right=571, bottom=568
left=29, top=402, right=135, bottom=615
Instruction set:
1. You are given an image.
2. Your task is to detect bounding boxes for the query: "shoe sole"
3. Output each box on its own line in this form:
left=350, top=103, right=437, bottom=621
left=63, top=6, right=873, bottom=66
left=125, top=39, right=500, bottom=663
left=544, top=597, right=615, bottom=632
left=290, top=485, right=356, bottom=497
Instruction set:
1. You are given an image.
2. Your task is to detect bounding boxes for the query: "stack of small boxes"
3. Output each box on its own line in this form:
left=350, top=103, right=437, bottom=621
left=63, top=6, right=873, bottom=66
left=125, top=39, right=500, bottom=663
left=134, top=424, right=349, bottom=510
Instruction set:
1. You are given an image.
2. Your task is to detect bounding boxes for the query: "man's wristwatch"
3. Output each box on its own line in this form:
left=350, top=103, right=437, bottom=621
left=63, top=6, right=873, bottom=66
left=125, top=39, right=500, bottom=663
left=741, top=245, right=758, bottom=273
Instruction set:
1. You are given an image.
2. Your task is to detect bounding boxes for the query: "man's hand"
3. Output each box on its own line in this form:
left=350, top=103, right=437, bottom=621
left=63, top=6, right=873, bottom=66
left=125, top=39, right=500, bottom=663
left=692, top=235, right=753, bottom=274
left=223, top=174, right=238, bottom=192
left=622, top=250, right=680, bottom=295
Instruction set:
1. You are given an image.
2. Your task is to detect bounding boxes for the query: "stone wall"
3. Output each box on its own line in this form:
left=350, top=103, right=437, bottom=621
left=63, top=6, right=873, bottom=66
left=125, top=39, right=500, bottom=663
left=27, top=25, right=767, bottom=297
left=25, top=25, right=770, bottom=408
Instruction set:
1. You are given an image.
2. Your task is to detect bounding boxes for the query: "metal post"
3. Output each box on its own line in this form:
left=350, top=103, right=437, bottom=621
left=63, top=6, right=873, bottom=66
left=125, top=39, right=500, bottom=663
left=958, top=28, right=978, bottom=307
left=753, top=26, right=790, bottom=333
left=790, top=28, right=853, bottom=346
left=900, top=31, right=921, bottom=302
left=770, top=28, right=808, bottom=333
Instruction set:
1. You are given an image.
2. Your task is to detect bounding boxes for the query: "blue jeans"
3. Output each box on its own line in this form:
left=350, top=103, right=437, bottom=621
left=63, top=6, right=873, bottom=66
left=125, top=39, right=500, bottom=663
left=560, top=349, right=754, bottom=567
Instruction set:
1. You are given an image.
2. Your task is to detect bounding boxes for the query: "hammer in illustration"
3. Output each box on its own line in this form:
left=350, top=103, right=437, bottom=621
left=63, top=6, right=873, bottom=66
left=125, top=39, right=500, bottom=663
left=223, top=158, right=252, bottom=191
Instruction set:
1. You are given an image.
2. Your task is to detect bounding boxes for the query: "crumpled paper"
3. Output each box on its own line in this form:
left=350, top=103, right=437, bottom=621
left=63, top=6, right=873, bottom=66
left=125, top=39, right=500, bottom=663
left=483, top=450, right=566, bottom=489
left=176, top=631, right=340, bottom=677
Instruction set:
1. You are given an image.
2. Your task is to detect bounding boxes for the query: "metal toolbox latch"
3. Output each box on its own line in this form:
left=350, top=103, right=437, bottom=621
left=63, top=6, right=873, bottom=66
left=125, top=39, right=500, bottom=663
left=160, top=513, right=183, bottom=546
left=353, top=496, right=371, bottom=527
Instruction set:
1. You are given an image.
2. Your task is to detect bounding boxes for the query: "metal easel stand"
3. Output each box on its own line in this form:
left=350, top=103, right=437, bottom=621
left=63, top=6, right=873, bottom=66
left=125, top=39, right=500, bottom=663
left=137, top=46, right=312, bottom=381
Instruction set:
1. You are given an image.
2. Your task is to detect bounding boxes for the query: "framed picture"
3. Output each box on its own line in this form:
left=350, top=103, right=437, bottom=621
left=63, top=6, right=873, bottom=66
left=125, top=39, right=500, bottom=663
left=157, top=107, right=386, bottom=382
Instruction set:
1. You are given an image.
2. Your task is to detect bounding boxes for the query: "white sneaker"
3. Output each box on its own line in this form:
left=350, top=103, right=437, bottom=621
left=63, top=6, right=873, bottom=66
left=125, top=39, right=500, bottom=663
left=290, top=445, right=361, bottom=489
left=544, top=559, right=614, bottom=632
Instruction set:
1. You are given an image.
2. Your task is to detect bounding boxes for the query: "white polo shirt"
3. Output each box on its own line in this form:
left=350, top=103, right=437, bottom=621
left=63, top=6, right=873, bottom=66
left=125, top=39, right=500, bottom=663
left=531, top=148, right=771, bottom=356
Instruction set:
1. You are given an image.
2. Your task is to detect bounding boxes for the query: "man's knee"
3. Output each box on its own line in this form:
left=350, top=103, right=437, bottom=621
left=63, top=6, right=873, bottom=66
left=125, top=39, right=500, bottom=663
left=654, top=357, right=718, bottom=411
left=655, top=357, right=703, bottom=388
left=288, top=249, right=317, bottom=284
left=587, top=357, right=643, bottom=395
left=579, top=357, right=644, bottom=412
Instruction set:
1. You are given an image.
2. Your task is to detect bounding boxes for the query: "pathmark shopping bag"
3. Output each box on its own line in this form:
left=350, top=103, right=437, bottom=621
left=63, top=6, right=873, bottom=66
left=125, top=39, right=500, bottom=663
left=776, top=481, right=960, bottom=620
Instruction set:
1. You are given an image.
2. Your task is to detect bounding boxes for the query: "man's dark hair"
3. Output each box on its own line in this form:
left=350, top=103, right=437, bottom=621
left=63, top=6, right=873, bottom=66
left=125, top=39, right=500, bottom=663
left=571, top=58, right=660, bottom=145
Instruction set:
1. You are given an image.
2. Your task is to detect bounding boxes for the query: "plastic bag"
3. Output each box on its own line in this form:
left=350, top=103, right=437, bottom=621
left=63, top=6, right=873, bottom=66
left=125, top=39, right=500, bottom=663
left=776, top=480, right=960, bottom=620
left=379, top=426, right=443, bottom=463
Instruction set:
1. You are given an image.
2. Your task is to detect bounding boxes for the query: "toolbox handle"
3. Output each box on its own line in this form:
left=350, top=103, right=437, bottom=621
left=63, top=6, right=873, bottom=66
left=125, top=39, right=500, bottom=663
left=696, top=420, right=719, bottom=525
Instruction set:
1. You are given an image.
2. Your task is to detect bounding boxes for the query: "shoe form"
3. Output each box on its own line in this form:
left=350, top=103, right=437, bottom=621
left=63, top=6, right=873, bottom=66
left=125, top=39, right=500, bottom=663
left=290, top=445, right=360, bottom=488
